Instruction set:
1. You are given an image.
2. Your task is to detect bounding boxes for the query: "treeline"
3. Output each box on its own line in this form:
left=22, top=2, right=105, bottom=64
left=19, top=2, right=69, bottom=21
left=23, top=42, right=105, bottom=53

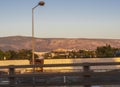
left=0, top=49, right=38, bottom=60
left=0, top=44, right=120, bottom=60
left=44, top=44, right=120, bottom=59
left=96, top=45, right=120, bottom=58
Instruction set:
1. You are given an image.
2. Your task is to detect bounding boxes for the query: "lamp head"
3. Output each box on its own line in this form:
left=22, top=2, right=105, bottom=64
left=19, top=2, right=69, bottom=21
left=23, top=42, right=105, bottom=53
left=38, top=1, right=45, bottom=6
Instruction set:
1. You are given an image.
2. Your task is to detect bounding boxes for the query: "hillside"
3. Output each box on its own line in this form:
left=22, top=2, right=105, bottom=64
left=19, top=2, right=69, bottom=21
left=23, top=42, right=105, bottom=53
left=0, top=36, right=120, bottom=51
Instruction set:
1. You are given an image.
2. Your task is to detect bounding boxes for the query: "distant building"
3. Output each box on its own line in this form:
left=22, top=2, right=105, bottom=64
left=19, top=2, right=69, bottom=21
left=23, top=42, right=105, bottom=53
left=51, top=48, right=69, bottom=58
left=34, top=52, right=48, bottom=57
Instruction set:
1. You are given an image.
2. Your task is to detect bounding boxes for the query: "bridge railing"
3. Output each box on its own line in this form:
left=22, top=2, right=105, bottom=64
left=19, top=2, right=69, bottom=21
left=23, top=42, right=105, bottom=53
left=0, top=62, right=120, bottom=87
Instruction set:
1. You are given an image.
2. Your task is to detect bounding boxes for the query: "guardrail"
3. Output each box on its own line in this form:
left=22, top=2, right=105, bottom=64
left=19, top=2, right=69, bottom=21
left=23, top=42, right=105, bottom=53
left=0, top=62, right=120, bottom=87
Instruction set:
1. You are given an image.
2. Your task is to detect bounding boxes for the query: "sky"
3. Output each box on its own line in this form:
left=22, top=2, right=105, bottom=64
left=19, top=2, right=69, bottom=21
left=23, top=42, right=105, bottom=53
left=0, top=0, right=120, bottom=39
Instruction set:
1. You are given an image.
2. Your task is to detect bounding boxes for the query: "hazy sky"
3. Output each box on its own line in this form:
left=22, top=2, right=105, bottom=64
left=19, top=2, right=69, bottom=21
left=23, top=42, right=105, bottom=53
left=0, top=0, right=120, bottom=39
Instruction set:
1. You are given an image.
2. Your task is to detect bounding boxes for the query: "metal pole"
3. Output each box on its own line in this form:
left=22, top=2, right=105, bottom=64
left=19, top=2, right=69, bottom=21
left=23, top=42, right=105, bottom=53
left=31, top=2, right=45, bottom=86
left=32, top=8, right=35, bottom=65
left=32, top=4, right=39, bottom=65
left=32, top=0, right=45, bottom=66
left=32, top=5, right=39, bottom=87
left=83, top=64, right=91, bottom=87
left=9, top=65, right=15, bottom=87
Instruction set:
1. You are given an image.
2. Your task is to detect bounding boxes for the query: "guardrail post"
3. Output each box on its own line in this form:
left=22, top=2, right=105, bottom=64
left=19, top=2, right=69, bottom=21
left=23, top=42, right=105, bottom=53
left=9, top=65, right=15, bottom=87
left=83, top=63, right=91, bottom=87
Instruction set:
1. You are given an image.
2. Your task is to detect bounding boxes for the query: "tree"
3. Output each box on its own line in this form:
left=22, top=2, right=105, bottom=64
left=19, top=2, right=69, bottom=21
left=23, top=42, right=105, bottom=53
left=17, top=49, right=39, bottom=60
left=4, top=51, right=11, bottom=60
left=96, top=44, right=115, bottom=58
left=0, top=50, right=4, bottom=60
left=6, top=50, right=18, bottom=60
left=17, top=49, right=31, bottom=60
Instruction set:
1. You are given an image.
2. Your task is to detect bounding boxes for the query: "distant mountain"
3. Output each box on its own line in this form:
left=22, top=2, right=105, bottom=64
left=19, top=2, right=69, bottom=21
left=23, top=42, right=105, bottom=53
left=0, top=36, right=120, bottom=51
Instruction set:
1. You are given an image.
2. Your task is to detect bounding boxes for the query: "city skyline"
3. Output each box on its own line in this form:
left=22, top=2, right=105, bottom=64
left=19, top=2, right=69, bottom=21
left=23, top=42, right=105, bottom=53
left=0, top=0, right=120, bottom=39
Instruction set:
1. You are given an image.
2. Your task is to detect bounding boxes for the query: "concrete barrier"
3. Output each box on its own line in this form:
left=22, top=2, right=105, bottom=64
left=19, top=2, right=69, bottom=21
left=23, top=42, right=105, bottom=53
left=44, top=58, right=120, bottom=71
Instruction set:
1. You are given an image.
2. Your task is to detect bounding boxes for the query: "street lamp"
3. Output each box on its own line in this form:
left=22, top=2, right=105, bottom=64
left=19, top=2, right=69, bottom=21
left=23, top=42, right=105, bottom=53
left=32, top=1, right=45, bottom=65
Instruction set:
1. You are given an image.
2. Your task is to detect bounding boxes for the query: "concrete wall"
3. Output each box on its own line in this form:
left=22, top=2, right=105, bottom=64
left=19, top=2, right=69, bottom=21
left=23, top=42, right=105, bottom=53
left=44, top=58, right=120, bottom=71
left=0, top=60, right=30, bottom=73
left=44, top=57, right=120, bottom=64
left=0, top=60, right=29, bottom=66
left=1, top=58, right=120, bottom=66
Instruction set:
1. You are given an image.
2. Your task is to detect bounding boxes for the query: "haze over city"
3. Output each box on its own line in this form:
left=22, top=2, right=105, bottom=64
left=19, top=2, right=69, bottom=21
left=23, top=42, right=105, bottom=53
left=0, top=0, right=120, bottom=39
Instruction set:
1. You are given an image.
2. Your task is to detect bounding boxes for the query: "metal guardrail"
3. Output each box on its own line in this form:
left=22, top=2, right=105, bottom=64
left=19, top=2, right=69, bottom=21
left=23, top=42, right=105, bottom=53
left=1, top=62, right=120, bottom=68
left=0, top=62, right=120, bottom=87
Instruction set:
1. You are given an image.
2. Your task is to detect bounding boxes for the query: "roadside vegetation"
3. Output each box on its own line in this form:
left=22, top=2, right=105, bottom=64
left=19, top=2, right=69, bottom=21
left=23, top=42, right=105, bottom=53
left=0, top=49, right=38, bottom=60
left=0, top=44, right=120, bottom=60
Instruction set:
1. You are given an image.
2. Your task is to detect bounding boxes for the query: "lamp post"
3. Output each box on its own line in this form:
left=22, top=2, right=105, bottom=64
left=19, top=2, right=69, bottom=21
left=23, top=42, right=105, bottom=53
left=32, top=1, right=45, bottom=65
